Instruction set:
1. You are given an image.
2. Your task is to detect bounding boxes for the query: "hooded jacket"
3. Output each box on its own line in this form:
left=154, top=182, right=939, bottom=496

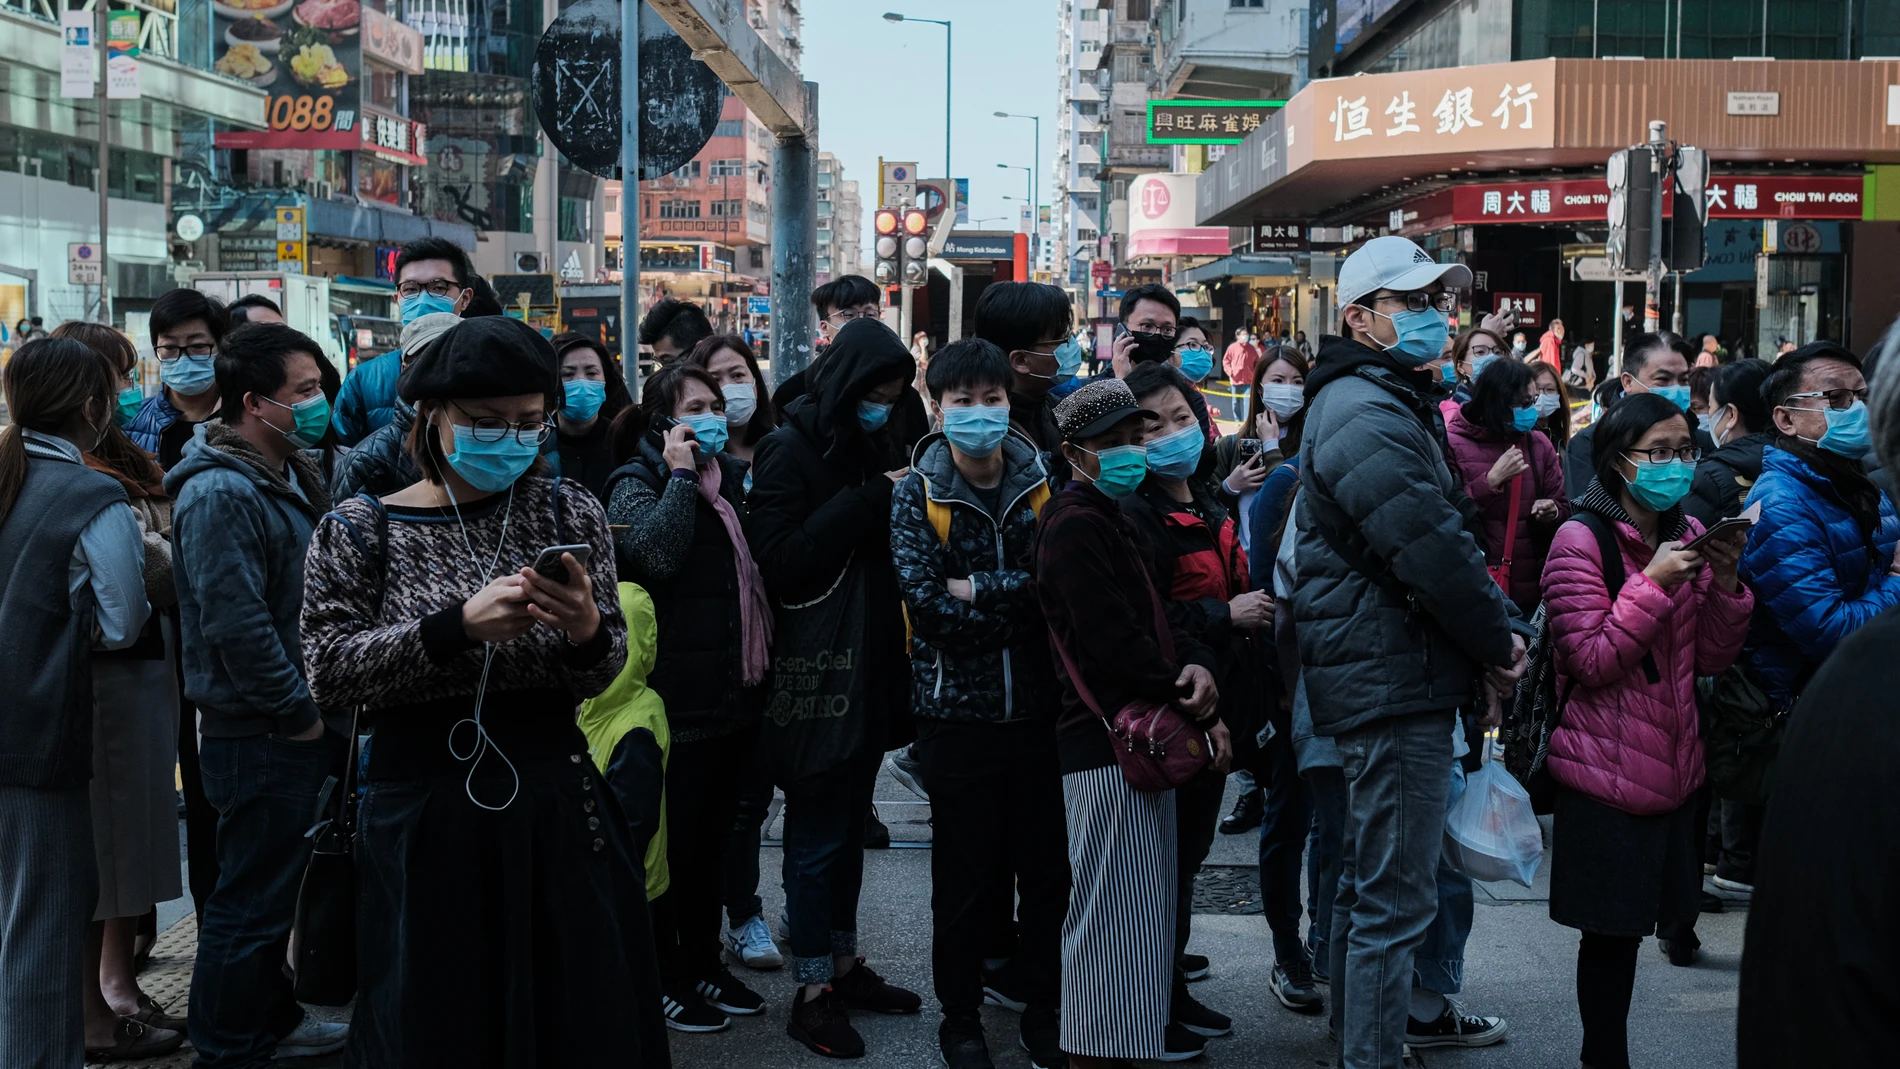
left=892, top=431, right=1057, bottom=723
left=1739, top=444, right=1900, bottom=708
left=330, top=399, right=421, bottom=502
left=1443, top=403, right=1570, bottom=612
left=1291, top=335, right=1516, bottom=736
left=165, top=421, right=331, bottom=737
left=746, top=318, right=917, bottom=753
left=1684, top=429, right=1771, bottom=528
left=1541, top=488, right=1754, bottom=814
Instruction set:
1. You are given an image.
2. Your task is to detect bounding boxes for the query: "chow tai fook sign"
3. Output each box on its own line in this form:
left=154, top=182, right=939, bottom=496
left=1492, top=292, right=1544, bottom=328
left=1378, top=175, right=1865, bottom=237
left=1148, top=101, right=1286, bottom=145
left=1251, top=220, right=1308, bottom=252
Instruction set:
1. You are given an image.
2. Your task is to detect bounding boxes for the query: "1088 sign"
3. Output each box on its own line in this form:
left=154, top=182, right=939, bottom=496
left=266, top=95, right=356, bottom=134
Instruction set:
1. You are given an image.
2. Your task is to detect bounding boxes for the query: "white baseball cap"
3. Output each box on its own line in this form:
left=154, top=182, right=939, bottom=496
left=1337, top=235, right=1473, bottom=308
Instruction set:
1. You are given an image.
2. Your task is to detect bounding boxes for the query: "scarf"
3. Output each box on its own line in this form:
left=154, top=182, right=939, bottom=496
left=697, top=458, right=773, bottom=685
left=1779, top=437, right=1884, bottom=538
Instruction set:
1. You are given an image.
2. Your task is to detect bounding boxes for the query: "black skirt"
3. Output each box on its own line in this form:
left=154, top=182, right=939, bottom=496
left=347, top=695, right=669, bottom=1069
left=1548, top=784, right=1701, bottom=939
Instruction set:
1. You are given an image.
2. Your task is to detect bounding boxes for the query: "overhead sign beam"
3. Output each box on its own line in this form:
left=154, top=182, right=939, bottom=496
left=644, top=0, right=810, bottom=137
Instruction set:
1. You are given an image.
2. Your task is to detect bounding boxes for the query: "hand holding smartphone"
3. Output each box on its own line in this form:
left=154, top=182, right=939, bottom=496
left=530, top=544, right=593, bottom=584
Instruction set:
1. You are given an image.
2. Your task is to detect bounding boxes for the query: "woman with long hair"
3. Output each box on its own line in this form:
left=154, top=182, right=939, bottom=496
left=298, top=316, right=665, bottom=1068
left=0, top=337, right=161, bottom=1063
left=48, top=322, right=188, bottom=1051
left=1444, top=358, right=1570, bottom=613
left=685, top=333, right=779, bottom=472
left=550, top=331, right=633, bottom=500
left=1530, top=360, right=1574, bottom=451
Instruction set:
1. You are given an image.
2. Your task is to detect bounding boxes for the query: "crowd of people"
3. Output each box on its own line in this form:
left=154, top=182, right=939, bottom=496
left=3, top=229, right=1898, bottom=1069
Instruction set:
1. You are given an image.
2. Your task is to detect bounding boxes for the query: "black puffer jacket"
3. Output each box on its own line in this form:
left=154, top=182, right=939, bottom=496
left=330, top=400, right=421, bottom=501
left=605, top=433, right=754, bottom=740
left=1685, top=430, right=1771, bottom=527
left=746, top=318, right=917, bottom=753
left=891, top=432, right=1056, bottom=723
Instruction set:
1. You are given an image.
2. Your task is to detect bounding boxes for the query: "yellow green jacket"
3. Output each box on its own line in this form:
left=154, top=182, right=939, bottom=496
left=578, top=582, right=670, bottom=900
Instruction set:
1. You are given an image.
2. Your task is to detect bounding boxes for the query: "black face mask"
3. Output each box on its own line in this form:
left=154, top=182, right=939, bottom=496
left=1128, top=329, right=1177, bottom=364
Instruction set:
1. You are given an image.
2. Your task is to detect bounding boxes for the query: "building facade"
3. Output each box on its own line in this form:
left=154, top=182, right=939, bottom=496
left=815, top=154, right=861, bottom=283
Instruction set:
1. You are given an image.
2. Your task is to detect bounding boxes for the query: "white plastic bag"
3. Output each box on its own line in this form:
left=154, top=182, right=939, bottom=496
left=1443, top=759, right=1544, bottom=887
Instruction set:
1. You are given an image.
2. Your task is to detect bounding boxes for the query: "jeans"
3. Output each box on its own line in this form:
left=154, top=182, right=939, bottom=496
left=723, top=734, right=775, bottom=927
left=656, top=732, right=749, bottom=991
left=190, top=730, right=342, bottom=1069
left=915, top=720, right=1069, bottom=1017
left=1256, top=729, right=1314, bottom=965
left=1414, top=763, right=1473, bottom=998
left=780, top=751, right=881, bottom=985
left=1330, top=710, right=1456, bottom=1069
left=1306, top=766, right=1346, bottom=991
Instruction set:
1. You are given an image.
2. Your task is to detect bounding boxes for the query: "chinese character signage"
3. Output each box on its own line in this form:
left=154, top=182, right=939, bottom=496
left=361, top=6, right=425, bottom=75
left=106, top=10, right=140, bottom=99
left=1437, top=175, right=1863, bottom=226
left=1148, top=101, right=1285, bottom=145
left=1492, top=292, right=1543, bottom=328
left=213, top=0, right=364, bottom=151
left=362, top=109, right=427, bottom=165
left=275, top=206, right=306, bottom=273
left=1323, top=65, right=1549, bottom=159
left=1251, top=220, right=1308, bottom=253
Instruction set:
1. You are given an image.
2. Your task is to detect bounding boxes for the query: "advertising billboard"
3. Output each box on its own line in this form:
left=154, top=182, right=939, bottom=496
left=212, top=0, right=362, bottom=150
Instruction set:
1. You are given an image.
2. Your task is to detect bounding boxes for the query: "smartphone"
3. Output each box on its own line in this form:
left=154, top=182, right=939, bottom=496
left=1237, top=438, right=1264, bottom=459
left=531, top=544, right=593, bottom=583
left=1682, top=516, right=1754, bottom=554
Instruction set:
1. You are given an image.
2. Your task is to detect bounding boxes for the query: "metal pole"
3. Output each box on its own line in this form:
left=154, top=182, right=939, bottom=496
left=621, top=0, right=640, bottom=399
left=1645, top=120, right=1665, bottom=334
left=1611, top=278, right=1625, bottom=379
left=97, top=6, right=111, bottom=325
left=1671, top=271, right=1683, bottom=335
left=1031, top=115, right=1040, bottom=226
left=943, top=22, right=952, bottom=180
left=770, top=81, right=818, bottom=388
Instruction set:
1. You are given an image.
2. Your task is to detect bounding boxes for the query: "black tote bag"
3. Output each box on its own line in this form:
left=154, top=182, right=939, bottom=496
left=761, top=552, right=872, bottom=783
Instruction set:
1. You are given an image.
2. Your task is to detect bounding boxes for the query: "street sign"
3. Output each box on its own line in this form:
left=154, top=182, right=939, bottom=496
left=531, top=0, right=724, bottom=181
left=275, top=206, right=306, bottom=273
left=175, top=214, right=204, bottom=242
left=747, top=296, right=771, bottom=316
left=883, top=161, right=917, bottom=208
left=68, top=243, right=102, bottom=285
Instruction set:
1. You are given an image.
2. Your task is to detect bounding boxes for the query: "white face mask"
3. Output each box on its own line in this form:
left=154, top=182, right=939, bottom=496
left=1257, top=382, right=1305, bottom=422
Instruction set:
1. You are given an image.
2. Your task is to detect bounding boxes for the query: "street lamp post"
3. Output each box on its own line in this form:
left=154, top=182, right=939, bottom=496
left=883, top=13, right=952, bottom=179
left=993, top=112, right=1040, bottom=220
left=998, top=164, right=1032, bottom=237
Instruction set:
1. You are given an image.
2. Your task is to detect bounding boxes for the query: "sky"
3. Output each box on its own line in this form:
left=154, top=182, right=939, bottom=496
left=801, top=0, right=1060, bottom=260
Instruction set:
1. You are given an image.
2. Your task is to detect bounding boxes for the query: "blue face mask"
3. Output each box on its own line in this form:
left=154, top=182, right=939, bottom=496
left=560, top=379, right=607, bottom=422
left=1810, top=399, right=1872, bottom=458
left=941, top=404, right=1011, bottom=457
left=1469, top=354, right=1499, bottom=380
left=1145, top=422, right=1204, bottom=479
left=401, top=290, right=458, bottom=326
left=1177, top=346, right=1215, bottom=382
left=1511, top=405, right=1541, bottom=433
left=1624, top=457, right=1695, bottom=511
left=1648, top=384, right=1692, bottom=412
left=1438, top=361, right=1459, bottom=386
left=1372, top=307, right=1451, bottom=365
left=160, top=354, right=217, bottom=397
left=446, top=422, right=541, bottom=492
left=682, top=411, right=728, bottom=455
left=857, top=399, right=893, bottom=432
left=1028, top=338, right=1085, bottom=386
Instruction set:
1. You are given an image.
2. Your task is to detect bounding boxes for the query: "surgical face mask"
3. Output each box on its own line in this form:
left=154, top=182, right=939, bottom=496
left=1647, top=383, right=1692, bottom=412
left=1437, top=361, right=1459, bottom=386
left=1512, top=338, right=1528, bottom=354
left=445, top=421, right=541, bottom=492
left=681, top=411, right=729, bottom=455
left=1511, top=405, right=1540, bottom=433
left=721, top=382, right=758, bottom=426
left=1077, top=443, right=1147, bottom=499
left=1710, top=405, right=1735, bottom=448
left=940, top=403, right=1011, bottom=457
left=1369, top=307, right=1450, bottom=365
left=1258, top=382, right=1305, bottom=421
left=857, top=399, right=893, bottom=432
left=160, top=354, right=217, bottom=396
left=1469, top=353, right=1500, bottom=380
left=560, top=378, right=607, bottom=422
left=1696, top=412, right=1714, bottom=436
left=1796, top=399, right=1873, bottom=459
left=262, top=392, right=332, bottom=449
left=1176, top=346, right=1214, bottom=382
left=1145, top=422, right=1204, bottom=479
left=401, top=290, right=457, bottom=326
left=1623, top=456, right=1695, bottom=512
left=114, top=385, right=144, bottom=427
left=1533, top=393, right=1562, bottom=419
left=1032, top=337, right=1086, bottom=386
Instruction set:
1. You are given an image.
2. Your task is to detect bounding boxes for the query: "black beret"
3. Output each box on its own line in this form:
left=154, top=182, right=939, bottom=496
left=397, top=316, right=557, bottom=402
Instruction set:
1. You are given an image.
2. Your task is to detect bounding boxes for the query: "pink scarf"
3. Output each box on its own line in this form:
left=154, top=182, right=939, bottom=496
left=697, top=458, right=773, bottom=685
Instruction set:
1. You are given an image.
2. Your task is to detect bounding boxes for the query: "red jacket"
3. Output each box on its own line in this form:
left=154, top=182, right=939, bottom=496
left=1540, top=512, right=1754, bottom=815
left=1537, top=330, right=1563, bottom=370
left=1223, top=342, right=1259, bottom=385
left=1443, top=404, right=1568, bottom=612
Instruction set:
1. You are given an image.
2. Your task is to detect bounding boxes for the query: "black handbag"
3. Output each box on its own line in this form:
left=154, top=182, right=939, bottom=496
left=291, top=708, right=360, bottom=1006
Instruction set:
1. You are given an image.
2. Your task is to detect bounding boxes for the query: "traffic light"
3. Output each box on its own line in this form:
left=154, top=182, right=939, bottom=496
left=1665, top=146, right=1708, bottom=272
left=874, top=208, right=900, bottom=285
left=901, top=208, right=929, bottom=285
left=1606, top=146, right=1657, bottom=276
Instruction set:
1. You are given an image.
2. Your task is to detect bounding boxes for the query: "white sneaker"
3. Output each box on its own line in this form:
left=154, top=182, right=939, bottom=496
left=277, top=1017, right=348, bottom=1057
left=723, top=913, right=785, bottom=969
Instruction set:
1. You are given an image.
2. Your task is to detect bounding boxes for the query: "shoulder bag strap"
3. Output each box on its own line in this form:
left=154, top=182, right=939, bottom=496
left=1496, top=469, right=1524, bottom=581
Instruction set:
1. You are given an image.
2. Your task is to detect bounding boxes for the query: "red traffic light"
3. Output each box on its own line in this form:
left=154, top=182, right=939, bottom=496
left=874, top=209, right=899, bottom=235
left=902, top=209, right=928, bottom=236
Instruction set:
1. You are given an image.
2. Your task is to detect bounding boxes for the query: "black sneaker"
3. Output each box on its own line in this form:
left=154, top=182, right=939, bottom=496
left=981, top=961, right=1027, bottom=1013
left=1178, top=952, right=1210, bottom=982
left=698, top=967, right=766, bottom=1016
left=1269, top=959, right=1324, bottom=1015
left=788, top=987, right=864, bottom=1058
left=1019, top=1006, right=1065, bottom=1069
left=1218, top=789, right=1264, bottom=834
left=1658, top=937, right=1701, bottom=967
left=831, top=958, right=922, bottom=1015
left=1404, top=1001, right=1507, bottom=1048
left=865, top=805, right=892, bottom=849
left=661, top=989, right=731, bottom=1033
left=1157, top=1021, right=1207, bottom=1062
left=939, top=1015, right=994, bottom=1069
left=1171, top=983, right=1232, bottom=1038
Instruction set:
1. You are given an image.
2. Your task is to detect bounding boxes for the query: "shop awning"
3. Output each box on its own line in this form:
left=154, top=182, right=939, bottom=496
left=1181, top=253, right=1299, bottom=284
left=330, top=276, right=396, bottom=295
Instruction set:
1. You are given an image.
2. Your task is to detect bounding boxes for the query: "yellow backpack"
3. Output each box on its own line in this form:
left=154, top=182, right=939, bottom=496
left=905, top=481, right=1053, bottom=648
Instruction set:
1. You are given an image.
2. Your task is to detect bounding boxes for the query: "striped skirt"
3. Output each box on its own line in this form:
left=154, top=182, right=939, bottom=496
left=1059, top=765, right=1177, bottom=1059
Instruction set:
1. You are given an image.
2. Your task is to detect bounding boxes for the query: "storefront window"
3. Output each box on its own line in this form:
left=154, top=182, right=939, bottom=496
left=357, top=156, right=404, bottom=205
left=366, top=66, right=402, bottom=111
left=1517, top=0, right=1852, bottom=61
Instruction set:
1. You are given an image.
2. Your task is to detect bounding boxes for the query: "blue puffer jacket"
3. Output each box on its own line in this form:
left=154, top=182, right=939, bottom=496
left=1739, top=446, right=1900, bottom=707
left=332, top=349, right=401, bottom=447
left=125, top=391, right=184, bottom=456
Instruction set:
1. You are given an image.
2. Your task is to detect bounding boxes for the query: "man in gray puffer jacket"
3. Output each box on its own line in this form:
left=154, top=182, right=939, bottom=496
left=1292, top=236, right=1524, bottom=1069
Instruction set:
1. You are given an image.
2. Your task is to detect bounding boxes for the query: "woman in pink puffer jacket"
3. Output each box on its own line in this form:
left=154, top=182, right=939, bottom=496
left=1539, top=392, right=1752, bottom=1069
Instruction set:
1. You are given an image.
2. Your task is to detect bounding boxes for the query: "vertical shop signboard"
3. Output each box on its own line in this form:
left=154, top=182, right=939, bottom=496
left=212, top=0, right=362, bottom=150
left=276, top=206, right=307, bottom=274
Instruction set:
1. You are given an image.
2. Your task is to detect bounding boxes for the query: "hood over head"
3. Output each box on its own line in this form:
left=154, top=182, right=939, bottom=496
left=786, top=317, right=915, bottom=457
